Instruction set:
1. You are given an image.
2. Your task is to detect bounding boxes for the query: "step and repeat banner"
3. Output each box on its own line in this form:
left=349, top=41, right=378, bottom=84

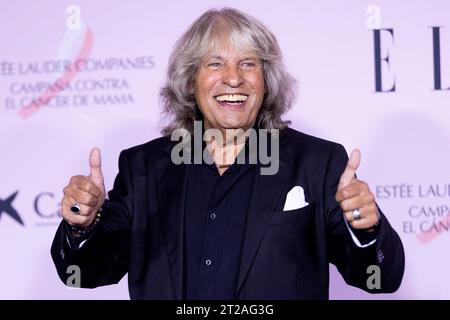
left=1, top=0, right=449, bottom=299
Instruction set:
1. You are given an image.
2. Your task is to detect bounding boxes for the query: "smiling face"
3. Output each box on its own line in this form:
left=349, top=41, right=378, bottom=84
left=194, top=38, right=266, bottom=134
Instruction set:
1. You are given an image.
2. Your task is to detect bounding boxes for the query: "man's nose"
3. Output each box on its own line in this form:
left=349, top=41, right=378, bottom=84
left=222, top=65, right=244, bottom=87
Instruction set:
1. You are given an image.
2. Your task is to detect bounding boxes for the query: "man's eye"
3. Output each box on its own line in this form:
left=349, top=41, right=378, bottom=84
left=207, top=63, right=221, bottom=68
left=240, top=61, right=257, bottom=68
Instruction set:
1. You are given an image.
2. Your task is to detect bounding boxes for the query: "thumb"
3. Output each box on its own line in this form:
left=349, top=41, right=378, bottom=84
left=338, top=149, right=361, bottom=190
left=89, top=147, right=104, bottom=188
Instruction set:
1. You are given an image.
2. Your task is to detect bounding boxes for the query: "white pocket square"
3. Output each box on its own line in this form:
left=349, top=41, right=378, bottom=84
left=283, top=186, right=309, bottom=211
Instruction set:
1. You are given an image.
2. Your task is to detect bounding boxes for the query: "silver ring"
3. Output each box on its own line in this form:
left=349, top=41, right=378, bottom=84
left=352, top=209, right=361, bottom=220
left=70, top=202, right=81, bottom=215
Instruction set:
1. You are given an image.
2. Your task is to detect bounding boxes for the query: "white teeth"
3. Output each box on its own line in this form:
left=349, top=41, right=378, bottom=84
left=215, top=94, right=248, bottom=102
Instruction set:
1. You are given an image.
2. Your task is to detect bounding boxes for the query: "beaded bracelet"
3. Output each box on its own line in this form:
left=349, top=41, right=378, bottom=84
left=69, top=210, right=102, bottom=237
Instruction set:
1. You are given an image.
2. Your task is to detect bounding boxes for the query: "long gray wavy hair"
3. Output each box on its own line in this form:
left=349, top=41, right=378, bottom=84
left=160, top=7, right=296, bottom=136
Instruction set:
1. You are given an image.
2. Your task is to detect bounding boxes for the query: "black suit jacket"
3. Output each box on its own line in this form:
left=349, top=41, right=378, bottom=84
left=51, top=128, right=405, bottom=299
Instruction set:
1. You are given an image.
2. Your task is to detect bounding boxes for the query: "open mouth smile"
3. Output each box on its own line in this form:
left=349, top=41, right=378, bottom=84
left=214, top=94, right=249, bottom=109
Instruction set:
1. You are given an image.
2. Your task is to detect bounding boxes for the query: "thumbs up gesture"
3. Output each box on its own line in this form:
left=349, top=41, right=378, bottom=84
left=335, top=149, right=380, bottom=230
left=61, top=148, right=106, bottom=228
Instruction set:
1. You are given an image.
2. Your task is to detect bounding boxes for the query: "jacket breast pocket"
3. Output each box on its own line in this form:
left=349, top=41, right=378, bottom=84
left=269, top=203, right=315, bottom=226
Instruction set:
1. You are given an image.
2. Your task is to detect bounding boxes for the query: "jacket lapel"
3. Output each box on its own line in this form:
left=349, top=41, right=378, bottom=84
left=155, top=140, right=188, bottom=300
left=236, top=131, right=294, bottom=294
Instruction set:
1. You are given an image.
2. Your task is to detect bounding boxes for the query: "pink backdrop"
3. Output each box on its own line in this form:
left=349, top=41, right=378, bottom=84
left=1, top=0, right=449, bottom=299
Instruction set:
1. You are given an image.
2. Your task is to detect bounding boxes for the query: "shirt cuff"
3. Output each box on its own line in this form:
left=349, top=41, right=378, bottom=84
left=343, top=217, right=378, bottom=248
left=63, top=221, right=93, bottom=250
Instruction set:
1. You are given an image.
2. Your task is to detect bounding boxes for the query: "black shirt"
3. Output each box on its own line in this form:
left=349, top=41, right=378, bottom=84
left=183, top=145, right=256, bottom=299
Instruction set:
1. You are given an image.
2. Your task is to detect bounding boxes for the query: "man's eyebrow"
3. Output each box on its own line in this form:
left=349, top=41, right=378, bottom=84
left=205, top=55, right=224, bottom=60
left=204, top=55, right=259, bottom=61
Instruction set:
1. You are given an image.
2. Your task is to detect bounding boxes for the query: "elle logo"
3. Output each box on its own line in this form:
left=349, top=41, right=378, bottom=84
left=367, top=5, right=449, bottom=92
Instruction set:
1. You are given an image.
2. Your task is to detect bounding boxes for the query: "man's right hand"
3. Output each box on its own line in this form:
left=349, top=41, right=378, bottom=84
left=61, top=148, right=106, bottom=227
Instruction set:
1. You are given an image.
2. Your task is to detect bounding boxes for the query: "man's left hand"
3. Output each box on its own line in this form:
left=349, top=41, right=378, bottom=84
left=335, top=149, right=380, bottom=230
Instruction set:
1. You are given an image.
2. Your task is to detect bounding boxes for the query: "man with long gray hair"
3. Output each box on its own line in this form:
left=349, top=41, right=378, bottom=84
left=51, top=7, right=404, bottom=299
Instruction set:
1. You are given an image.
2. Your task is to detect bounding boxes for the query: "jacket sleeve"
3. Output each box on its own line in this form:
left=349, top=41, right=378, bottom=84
left=51, top=150, right=134, bottom=288
left=324, top=144, right=405, bottom=293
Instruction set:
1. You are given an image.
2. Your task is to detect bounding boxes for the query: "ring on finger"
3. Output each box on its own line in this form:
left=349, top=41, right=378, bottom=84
left=70, top=202, right=81, bottom=215
left=352, top=208, right=362, bottom=220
